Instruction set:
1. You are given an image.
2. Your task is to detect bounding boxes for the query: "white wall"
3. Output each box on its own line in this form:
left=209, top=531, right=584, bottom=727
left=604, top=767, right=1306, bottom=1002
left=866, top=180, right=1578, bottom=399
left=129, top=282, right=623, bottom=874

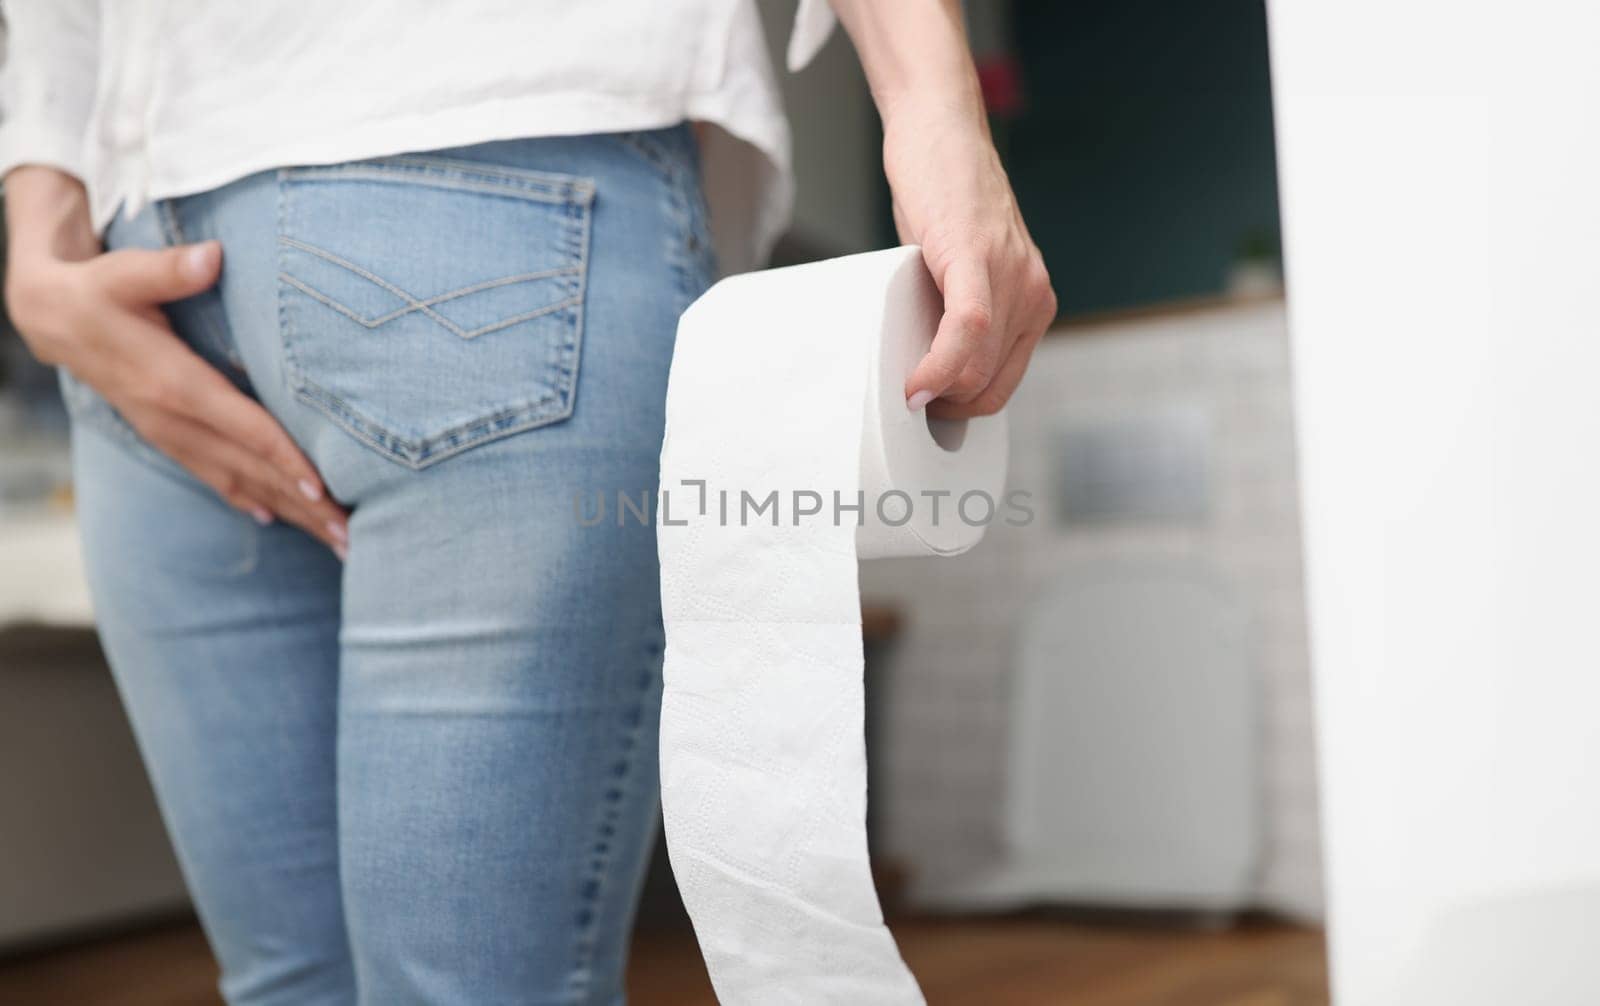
left=862, top=301, right=1324, bottom=920
left=1269, top=1, right=1600, bottom=1000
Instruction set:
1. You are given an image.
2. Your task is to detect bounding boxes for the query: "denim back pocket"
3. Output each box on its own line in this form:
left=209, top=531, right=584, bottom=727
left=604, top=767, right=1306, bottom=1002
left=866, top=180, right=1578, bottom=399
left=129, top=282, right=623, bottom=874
left=277, top=156, right=594, bottom=468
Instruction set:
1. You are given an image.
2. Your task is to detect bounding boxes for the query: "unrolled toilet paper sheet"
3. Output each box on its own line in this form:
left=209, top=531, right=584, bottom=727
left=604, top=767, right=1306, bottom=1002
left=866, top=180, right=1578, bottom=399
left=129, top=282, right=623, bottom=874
left=657, top=247, right=1007, bottom=1002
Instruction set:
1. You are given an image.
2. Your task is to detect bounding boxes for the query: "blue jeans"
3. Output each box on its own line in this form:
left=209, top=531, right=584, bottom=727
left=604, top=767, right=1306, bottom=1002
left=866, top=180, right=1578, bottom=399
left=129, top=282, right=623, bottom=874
left=64, top=126, right=714, bottom=1005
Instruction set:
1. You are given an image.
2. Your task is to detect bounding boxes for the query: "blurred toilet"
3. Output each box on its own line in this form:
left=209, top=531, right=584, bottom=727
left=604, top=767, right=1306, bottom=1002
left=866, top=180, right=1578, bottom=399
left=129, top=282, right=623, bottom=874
left=944, top=560, right=1260, bottom=913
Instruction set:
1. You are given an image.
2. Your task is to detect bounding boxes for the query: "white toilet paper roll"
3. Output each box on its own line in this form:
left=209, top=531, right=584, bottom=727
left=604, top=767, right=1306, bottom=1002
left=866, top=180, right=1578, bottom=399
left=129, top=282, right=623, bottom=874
left=658, top=246, right=1008, bottom=1002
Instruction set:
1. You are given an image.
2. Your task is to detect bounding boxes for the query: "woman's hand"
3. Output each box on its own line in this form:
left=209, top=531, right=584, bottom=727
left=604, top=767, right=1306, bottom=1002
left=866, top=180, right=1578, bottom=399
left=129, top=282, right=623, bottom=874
left=882, top=100, right=1056, bottom=419
left=4, top=166, right=349, bottom=556
left=829, top=0, right=1057, bottom=419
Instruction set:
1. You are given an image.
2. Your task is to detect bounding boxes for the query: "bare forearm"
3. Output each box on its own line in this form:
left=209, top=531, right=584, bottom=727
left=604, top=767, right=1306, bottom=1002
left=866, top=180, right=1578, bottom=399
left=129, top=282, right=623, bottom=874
left=826, top=0, right=984, bottom=126
left=823, top=0, right=1055, bottom=417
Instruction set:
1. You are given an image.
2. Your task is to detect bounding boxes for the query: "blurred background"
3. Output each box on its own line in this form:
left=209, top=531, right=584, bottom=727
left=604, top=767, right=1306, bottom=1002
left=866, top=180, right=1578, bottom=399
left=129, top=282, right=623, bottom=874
left=0, top=1, right=1326, bottom=1002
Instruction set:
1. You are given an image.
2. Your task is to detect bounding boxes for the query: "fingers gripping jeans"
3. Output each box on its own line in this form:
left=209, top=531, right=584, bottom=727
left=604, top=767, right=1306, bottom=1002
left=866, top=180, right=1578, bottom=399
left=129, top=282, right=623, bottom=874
left=64, top=128, right=714, bottom=1005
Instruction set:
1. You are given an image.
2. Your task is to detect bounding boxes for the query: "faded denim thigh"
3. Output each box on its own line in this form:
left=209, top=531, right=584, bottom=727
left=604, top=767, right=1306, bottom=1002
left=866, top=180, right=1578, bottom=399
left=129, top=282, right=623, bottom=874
left=67, top=126, right=719, bottom=1005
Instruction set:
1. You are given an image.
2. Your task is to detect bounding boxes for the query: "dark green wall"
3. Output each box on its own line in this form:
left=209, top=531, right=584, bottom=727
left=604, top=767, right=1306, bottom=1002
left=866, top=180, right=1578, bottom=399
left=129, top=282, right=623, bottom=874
left=1006, top=0, right=1282, bottom=317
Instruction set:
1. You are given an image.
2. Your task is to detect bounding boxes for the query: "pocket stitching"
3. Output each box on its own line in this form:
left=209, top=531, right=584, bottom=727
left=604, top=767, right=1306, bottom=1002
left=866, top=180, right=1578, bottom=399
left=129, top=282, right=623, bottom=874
left=274, top=165, right=593, bottom=470
left=291, top=377, right=568, bottom=471
left=282, top=157, right=596, bottom=207
left=278, top=235, right=583, bottom=339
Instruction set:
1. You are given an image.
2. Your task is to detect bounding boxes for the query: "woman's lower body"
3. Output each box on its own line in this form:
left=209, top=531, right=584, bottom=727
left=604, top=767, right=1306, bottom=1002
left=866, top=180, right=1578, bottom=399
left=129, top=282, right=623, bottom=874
left=64, top=126, right=715, bottom=1005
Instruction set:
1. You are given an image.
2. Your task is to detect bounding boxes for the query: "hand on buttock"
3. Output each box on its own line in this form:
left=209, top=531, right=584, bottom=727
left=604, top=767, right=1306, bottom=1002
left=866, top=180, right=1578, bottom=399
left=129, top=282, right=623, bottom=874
left=3, top=166, right=350, bottom=556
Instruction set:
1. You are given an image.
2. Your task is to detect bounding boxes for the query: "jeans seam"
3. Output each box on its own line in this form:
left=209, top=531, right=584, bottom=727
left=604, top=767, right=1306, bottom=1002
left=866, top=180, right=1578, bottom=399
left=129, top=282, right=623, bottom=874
left=282, top=159, right=595, bottom=207
left=615, top=128, right=712, bottom=306
left=275, top=170, right=297, bottom=399
left=566, top=631, right=660, bottom=1001
left=157, top=200, right=246, bottom=372
left=616, top=131, right=676, bottom=183
left=642, top=139, right=710, bottom=313
left=562, top=189, right=593, bottom=407
left=289, top=381, right=568, bottom=470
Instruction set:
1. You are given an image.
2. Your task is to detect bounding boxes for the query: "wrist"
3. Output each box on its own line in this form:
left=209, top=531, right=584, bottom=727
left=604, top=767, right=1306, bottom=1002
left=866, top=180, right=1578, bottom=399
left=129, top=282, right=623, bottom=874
left=875, top=72, right=987, bottom=136
left=830, top=0, right=984, bottom=130
left=4, top=165, right=99, bottom=265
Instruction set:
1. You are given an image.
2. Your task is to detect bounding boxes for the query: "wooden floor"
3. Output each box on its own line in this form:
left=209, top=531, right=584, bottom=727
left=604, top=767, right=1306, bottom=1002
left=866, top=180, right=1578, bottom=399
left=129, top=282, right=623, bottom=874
left=0, top=914, right=1327, bottom=1005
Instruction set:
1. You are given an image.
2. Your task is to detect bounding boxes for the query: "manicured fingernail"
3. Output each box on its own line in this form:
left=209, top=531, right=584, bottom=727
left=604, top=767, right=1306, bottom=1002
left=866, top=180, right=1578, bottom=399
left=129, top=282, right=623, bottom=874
left=907, top=390, right=936, bottom=412
left=333, top=542, right=349, bottom=562
left=182, top=241, right=218, bottom=281
left=250, top=506, right=272, bottom=526
left=298, top=479, right=322, bottom=502
left=326, top=520, right=348, bottom=544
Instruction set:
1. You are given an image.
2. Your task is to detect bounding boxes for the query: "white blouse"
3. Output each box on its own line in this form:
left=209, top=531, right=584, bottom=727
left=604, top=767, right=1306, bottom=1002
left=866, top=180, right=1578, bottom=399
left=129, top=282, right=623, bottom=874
left=0, top=0, right=838, bottom=274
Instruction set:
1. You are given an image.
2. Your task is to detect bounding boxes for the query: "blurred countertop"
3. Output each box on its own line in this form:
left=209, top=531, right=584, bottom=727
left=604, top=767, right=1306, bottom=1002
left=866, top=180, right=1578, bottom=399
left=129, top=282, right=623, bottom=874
left=0, top=507, right=92, bottom=629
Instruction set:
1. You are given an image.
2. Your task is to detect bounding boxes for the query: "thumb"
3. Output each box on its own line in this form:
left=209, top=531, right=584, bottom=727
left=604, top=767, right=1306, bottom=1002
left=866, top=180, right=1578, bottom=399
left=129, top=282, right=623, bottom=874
left=96, top=240, right=222, bottom=305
